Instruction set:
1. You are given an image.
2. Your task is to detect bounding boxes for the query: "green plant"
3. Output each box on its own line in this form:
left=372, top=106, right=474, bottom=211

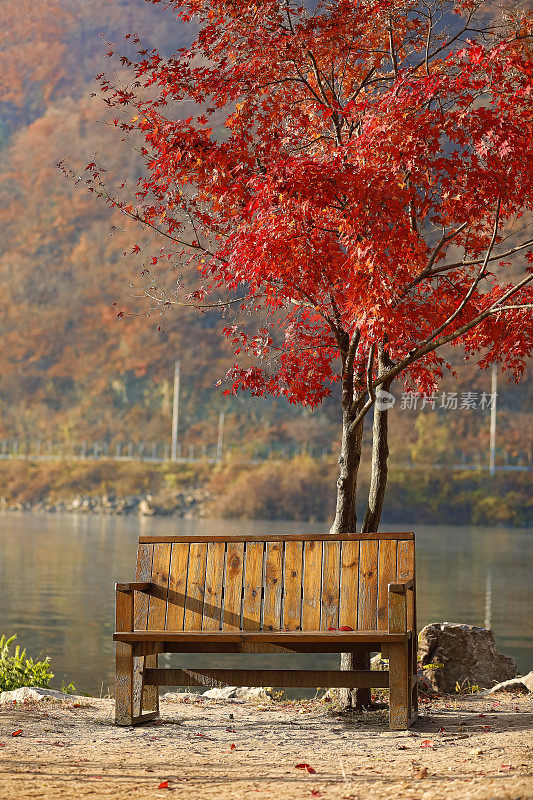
left=0, top=634, right=54, bottom=692
left=454, top=678, right=480, bottom=695
left=60, top=681, right=78, bottom=695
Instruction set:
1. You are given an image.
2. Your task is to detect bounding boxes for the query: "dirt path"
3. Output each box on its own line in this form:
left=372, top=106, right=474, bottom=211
left=0, top=693, right=531, bottom=800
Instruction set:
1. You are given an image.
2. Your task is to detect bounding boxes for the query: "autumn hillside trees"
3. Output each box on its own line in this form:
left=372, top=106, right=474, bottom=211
left=81, top=0, right=533, bottom=533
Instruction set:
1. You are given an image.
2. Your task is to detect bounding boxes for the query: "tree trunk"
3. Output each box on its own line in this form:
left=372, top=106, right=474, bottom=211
left=330, top=406, right=364, bottom=708
left=362, top=377, right=392, bottom=533
left=329, top=413, right=363, bottom=535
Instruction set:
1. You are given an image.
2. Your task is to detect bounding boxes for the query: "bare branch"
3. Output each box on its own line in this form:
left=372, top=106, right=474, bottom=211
left=414, top=199, right=501, bottom=349
left=366, top=344, right=376, bottom=405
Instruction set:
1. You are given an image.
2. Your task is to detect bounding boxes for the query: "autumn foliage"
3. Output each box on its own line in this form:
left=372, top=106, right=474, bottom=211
left=82, top=0, right=533, bottom=531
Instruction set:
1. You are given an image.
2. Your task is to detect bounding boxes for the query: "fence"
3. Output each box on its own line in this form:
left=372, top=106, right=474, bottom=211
left=0, top=438, right=530, bottom=470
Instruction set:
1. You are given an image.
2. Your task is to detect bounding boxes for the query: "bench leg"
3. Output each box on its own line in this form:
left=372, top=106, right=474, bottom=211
left=115, top=641, right=134, bottom=725
left=354, top=651, right=371, bottom=709
left=140, top=654, right=159, bottom=716
left=388, top=642, right=410, bottom=730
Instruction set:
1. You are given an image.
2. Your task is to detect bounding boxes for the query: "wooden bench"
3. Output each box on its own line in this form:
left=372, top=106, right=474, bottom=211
left=114, top=533, right=418, bottom=730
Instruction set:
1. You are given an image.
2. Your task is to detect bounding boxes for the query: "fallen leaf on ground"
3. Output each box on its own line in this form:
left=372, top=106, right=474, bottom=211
left=230, top=743, right=236, bottom=750
left=501, top=764, right=514, bottom=770
left=11, top=730, right=22, bottom=737
left=416, top=767, right=428, bottom=779
left=226, top=728, right=236, bottom=733
left=296, top=763, right=317, bottom=774
left=420, top=740, right=434, bottom=749
left=158, top=780, right=169, bottom=789
left=310, top=790, right=323, bottom=797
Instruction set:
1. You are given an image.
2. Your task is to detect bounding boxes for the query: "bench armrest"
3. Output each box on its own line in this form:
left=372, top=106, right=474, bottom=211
left=115, top=582, right=152, bottom=593
left=388, top=578, right=414, bottom=595
left=388, top=581, right=409, bottom=634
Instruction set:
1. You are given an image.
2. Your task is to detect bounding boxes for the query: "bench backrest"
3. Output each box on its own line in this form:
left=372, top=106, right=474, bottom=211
left=133, top=533, right=415, bottom=632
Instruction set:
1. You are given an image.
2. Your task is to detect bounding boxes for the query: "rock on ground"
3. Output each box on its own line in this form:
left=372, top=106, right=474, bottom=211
left=485, top=671, right=533, bottom=695
left=0, top=686, right=86, bottom=704
left=418, top=623, right=516, bottom=694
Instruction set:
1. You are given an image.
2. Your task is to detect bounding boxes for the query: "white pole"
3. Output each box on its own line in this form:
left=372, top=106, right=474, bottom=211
left=171, top=360, right=181, bottom=462
left=489, top=364, right=497, bottom=476
left=216, top=410, right=225, bottom=462
left=484, top=566, right=492, bottom=630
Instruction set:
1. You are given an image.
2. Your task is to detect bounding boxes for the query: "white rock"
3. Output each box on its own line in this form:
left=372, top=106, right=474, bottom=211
left=235, top=687, right=272, bottom=701
left=0, top=686, right=85, bottom=704
left=138, top=498, right=154, bottom=516
left=161, top=691, right=201, bottom=702
left=202, top=686, right=238, bottom=699
left=485, top=670, right=533, bottom=695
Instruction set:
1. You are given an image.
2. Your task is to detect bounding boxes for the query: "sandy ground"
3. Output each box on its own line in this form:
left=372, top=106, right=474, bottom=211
left=0, top=692, right=531, bottom=800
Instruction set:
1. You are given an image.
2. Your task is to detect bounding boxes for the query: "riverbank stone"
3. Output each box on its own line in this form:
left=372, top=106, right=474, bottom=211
left=485, top=671, right=533, bottom=695
left=418, top=622, right=517, bottom=693
left=0, top=686, right=86, bottom=704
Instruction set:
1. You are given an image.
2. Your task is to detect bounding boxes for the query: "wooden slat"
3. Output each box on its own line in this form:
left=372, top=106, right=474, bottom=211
left=134, top=544, right=153, bottom=630
left=242, top=542, right=264, bottom=630
left=147, top=543, right=172, bottom=630
left=165, top=542, right=190, bottom=630
left=222, top=541, right=245, bottom=630
left=133, top=543, right=154, bottom=717
left=116, top=630, right=410, bottom=643
left=183, top=542, right=208, bottom=630
left=144, top=668, right=390, bottom=689
left=139, top=532, right=414, bottom=544
left=282, top=541, right=303, bottom=630
left=202, top=542, right=226, bottom=630
left=339, top=539, right=359, bottom=629
left=263, top=542, right=283, bottom=630
left=301, top=540, right=322, bottom=630
left=377, top=539, right=398, bottom=631
left=321, top=540, right=341, bottom=629
left=397, top=539, right=415, bottom=582
left=397, top=539, right=415, bottom=635
left=132, top=641, right=387, bottom=655
left=358, top=540, right=379, bottom=630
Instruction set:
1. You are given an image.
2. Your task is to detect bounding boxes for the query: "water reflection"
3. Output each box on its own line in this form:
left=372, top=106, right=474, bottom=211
left=0, top=513, right=530, bottom=694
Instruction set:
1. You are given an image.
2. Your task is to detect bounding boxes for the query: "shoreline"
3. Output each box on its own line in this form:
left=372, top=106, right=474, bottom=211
left=0, top=457, right=531, bottom=527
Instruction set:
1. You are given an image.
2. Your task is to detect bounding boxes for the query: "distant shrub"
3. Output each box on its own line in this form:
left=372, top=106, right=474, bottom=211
left=0, top=634, right=54, bottom=692
left=208, top=457, right=337, bottom=521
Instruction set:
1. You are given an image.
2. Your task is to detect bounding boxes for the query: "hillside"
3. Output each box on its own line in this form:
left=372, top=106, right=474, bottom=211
left=0, top=0, right=531, bottom=473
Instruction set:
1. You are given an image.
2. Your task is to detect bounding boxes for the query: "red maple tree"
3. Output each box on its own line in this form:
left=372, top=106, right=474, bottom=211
left=76, top=0, right=533, bottom=534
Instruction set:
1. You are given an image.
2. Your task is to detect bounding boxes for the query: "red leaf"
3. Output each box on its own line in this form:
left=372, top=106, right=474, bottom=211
left=230, top=743, right=236, bottom=750
left=296, top=763, right=317, bottom=774
left=158, top=780, right=169, bottom=788
left=420, top=740, right=434, bottom=748
left=338, top=626, right=354, bottom=631
left=310, top=791, right=323, bottom=797
left=11, top=730, right=22, bottom=737
left=226, top=728, right=236, bottom=733
left=500, top=764, right=514, bottom=770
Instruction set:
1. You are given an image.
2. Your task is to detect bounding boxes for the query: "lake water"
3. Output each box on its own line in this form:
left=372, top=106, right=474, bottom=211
left=0, top=513, right=531, bottom=695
